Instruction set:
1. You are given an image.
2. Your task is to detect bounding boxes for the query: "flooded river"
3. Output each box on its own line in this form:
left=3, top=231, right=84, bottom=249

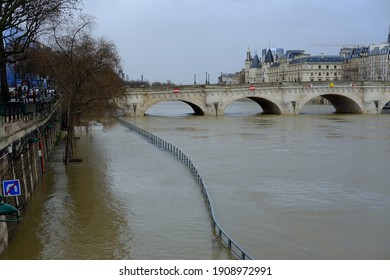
left=1, top=101, right=390, bottom=259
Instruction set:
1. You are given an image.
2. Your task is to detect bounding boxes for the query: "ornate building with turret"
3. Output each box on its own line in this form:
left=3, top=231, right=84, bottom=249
left=244, top=48, right=278, bottom=83
left=245, top=48, right=264, bottom=83
left=242, top=47, right=344, bottom=83
left=218, top=25, right=390, bottom=84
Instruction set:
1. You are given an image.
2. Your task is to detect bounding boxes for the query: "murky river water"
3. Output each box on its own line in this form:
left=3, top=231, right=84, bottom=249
left=1, top=101, right=390, bottom=260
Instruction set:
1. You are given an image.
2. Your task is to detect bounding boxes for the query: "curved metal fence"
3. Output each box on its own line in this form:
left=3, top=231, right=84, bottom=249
left=117, top=118, right=253, bottom=260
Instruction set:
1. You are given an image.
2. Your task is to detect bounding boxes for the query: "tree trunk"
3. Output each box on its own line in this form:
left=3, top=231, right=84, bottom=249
left=0, top=32, right=10, bottom=103
left=64, top=127, right=74, bottom=165
left=64, top=107, right=74, bottom=165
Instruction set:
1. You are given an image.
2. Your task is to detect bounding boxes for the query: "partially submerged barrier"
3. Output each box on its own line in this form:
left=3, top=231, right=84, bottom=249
left=117, top=118, right=253, bottom=260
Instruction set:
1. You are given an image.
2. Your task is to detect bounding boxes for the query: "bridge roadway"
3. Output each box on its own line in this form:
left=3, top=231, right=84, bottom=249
left=120, top=82, right=390, bottom=116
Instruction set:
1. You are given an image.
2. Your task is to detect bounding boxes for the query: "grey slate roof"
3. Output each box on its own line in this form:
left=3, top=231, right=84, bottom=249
left=290, top=55, right=345, bottom=64
left=264, top=49, right=274, bottom=64
left=284, top=50, right=305, bottom=60
left=251, top=54, right=261, bottom=68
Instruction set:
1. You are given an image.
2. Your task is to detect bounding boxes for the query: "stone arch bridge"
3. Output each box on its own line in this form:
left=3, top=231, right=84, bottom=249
left=120, top=82, right=390, bottom=116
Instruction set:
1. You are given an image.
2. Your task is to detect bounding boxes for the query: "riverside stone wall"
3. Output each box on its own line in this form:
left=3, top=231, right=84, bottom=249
left=0, top=110, right=61, bottom=255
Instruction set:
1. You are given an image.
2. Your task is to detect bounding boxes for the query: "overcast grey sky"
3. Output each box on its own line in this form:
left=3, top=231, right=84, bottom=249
left=82, top=0, right=389, bottom=85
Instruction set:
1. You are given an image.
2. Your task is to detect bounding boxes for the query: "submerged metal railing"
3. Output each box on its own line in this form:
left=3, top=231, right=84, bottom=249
left=117, top=118, right=253, bottom=260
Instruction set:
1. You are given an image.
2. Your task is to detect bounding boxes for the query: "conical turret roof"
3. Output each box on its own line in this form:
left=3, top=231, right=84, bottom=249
left=264, top=49, right=274, bottom=64
left=251, top=54, right=261, bottom=68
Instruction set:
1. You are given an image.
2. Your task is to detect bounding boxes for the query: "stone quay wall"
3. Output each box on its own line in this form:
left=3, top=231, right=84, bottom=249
left=0, top=99, right=61, bottom=255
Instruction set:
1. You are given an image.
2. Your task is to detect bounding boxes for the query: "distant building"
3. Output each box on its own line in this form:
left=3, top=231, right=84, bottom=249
left=284, top=50, right=307, bottom=61
left=248, top=53, right=264, bottom=83
left=267, top=55, right=345, bottom=83
left=367, top=43, right=390, bottom=81
left=245, top=48, right=276, bottom=83
left=243, top=48, right=343, bottom=83
left=343, top=26, right=390, bottom=81
left=236, top=25, right=390, bottom=84
left=218, top=72, right=244, bottom=84
left=244, top=47, right=252, bottom=83
left=339, top=47, right=354, bottom=58
left=263, top=49, right=275, bottom=64
left=262, top=48, right=284, bottom=62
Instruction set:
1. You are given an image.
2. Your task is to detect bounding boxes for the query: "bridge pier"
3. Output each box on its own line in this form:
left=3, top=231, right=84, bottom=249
left=280, top=101, right=298, bottom=115
left=363, top=85, right=387, bottom=114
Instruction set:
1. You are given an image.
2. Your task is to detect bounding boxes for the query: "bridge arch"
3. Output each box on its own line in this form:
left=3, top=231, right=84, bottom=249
left=380, top=96, right=390, bottom=113
left=141, top=98, right=206, bottom=116
left=299, top=92, right=363, bottom=114
left=247, top=97, right=282, bottom=114
left=220, top=95, right=282, bottom=115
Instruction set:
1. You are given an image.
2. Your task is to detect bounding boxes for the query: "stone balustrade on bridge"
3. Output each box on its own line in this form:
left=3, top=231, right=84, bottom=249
left=119, top=82, right=390, bottom=116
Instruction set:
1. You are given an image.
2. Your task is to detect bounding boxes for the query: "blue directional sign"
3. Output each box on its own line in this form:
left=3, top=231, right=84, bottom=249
left=2, top=180, right=21, bottom=197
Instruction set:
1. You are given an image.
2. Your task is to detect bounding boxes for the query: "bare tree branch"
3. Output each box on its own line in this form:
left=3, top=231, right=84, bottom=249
left=0, top=0, right=80, bottom=102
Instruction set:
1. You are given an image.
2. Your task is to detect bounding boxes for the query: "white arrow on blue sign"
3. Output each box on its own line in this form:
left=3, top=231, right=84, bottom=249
left=2, top=180, right=22, bottom=197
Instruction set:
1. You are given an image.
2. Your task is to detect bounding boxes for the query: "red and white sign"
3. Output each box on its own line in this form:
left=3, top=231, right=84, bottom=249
left=173, top=88, right=180, bottom=94
left=249, top=85, right=256, bottom=91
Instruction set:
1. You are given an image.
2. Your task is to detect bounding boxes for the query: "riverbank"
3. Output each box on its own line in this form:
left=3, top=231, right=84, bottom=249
left=1, top=121, right=232, bottom=259
left=0, top=108, right=61, bottom=254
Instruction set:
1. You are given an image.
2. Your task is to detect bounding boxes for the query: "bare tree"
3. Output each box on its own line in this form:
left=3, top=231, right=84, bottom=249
left=0, top=0, right=80, bottom=102
left=46, top=16, right=125, bottom=164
